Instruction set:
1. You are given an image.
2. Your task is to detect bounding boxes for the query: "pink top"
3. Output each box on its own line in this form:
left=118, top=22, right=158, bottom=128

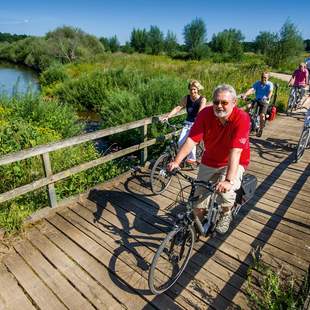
left=293, top=69, right=308, bottom=87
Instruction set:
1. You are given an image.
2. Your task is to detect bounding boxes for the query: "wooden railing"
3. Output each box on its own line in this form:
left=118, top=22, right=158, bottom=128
left=0, top=112, right=185, bottom=208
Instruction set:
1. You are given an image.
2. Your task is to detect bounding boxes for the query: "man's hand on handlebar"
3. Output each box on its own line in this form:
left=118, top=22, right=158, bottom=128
left=167, top=161, right=180, bottom=172
left=216, top=180, right=233, bottom=193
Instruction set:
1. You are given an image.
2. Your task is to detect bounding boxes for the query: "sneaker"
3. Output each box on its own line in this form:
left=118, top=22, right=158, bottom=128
left=185, top=159, right=197, bottom=164
left=215, top=211, right=232, bottom=234
left=256, top=128, right=263, bottom=137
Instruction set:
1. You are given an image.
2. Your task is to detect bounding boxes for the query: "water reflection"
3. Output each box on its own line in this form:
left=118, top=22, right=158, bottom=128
left=0, top=62, right=39, bottom=96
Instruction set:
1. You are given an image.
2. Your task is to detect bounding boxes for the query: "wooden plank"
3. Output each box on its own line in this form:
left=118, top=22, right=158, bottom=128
left=3, top=252, right=66, bottom=310
left=45, top=215, right=185, bottom=309
left=243, top=208, right=310, bottom=243
left=26, top=227, right=124, bottom=310
left=237, top=216, right=310, bottom=258
left=62, top=206, right=225, bottom=309
left=0, top=265, right=35, bottom=310
left=14, top=239, right=96, bottom=310
left=69, top=200, right=249, bottom=309
left=36, top=220, right=155, bottom=310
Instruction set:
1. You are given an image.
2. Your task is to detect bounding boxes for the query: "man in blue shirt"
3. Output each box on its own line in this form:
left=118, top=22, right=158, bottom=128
left=242, top=72, right=273, bottom=137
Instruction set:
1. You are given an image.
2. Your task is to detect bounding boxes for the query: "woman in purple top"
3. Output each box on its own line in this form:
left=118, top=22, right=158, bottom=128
left=288, top=63, right=309, bottom=98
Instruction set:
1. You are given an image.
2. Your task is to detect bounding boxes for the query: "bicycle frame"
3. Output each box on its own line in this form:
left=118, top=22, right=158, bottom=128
left=295, top=109, right=310, bottom=162
left=288, top=86, right=304, bottom=111
left=248, top=100, right=261, bottom=133
left=173, top=170, right=221, bottom=238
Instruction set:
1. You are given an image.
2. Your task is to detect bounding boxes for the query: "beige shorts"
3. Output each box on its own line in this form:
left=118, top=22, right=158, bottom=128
left=193, top=163, right=245, bottom=210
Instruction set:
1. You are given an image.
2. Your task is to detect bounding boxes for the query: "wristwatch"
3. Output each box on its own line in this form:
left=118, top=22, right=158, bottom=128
left=225, top=178, right=234, bottom=185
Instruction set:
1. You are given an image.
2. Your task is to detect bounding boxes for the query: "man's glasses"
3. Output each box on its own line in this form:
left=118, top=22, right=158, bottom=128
left=213, top=100, right=230, bottom=106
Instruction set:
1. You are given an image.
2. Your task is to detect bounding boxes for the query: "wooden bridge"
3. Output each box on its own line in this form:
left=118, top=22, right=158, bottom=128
left=0, top=105, right=309, bottom=309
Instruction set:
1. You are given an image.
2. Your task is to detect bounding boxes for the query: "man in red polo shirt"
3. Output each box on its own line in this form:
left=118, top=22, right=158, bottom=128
left=168, top=84, right=250, bottom=234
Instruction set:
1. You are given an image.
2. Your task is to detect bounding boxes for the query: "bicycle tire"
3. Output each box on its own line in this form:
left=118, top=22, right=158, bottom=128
left=295, top=128, right=310, bottom=162
left=148, top=225, right=195, bottom=295
left=150, top=152, right=173, bottom=194
left=286, top=92, right=295, bottom=116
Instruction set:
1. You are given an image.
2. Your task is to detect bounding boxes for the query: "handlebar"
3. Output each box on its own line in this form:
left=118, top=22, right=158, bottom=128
left=153, top=116, right=183, bottom=131
left=170, top=168, right=215, bottom=192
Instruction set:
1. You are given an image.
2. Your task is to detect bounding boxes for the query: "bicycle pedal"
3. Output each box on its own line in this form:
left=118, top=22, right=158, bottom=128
left=130, top=166, right=141, bottom=174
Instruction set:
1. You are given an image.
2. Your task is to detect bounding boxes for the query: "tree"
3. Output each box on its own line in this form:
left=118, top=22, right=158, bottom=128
left=46, top=26, right=104, bottom=63
left=255, top=31, right=278, bottom=54
left=147, top=26, right=164, bottom=55
left=304, top=39, right=310, bottom=52
left=255, top=20, right=304, bottom=68
left=130, top=28, right=148, bottom=53
left=121, top=41, right=134, bottom=54
left=99, top=37, right=110, bottom=51
left=210, top=28, right=244, bottom=60
left=108, top=35, right=120, bottom=53
left=183, top=18, right=207, bottom=59
left=164, top=30, right=178, bottom=56
left=279, top=20, right=304, bottom=63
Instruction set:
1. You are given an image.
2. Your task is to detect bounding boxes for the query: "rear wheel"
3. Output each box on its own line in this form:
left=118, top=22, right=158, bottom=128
left=287, top=91, right=295, bottom=116
left=295, top=128, right=310, bottom=162
left=150, top=152, right=173, bottom=194
left=148, top=225, right=195, bottom=295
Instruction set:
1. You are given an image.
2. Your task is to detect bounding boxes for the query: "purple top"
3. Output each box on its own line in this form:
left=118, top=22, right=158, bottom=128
left=293, top=69, right=308, bottom=87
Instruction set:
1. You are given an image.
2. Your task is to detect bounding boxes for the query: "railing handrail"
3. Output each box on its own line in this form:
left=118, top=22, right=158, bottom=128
left=0, top=110, right=186, bottom=206
left=0, top=111, right=186, bottom=166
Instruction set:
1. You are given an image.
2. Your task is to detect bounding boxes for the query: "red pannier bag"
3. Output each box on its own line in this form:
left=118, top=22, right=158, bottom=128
left=268, top=105, right=277, bottom=121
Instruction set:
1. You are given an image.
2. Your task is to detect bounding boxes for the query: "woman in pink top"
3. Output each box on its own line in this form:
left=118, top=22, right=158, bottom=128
left=288, top=63, right=309, bottom=98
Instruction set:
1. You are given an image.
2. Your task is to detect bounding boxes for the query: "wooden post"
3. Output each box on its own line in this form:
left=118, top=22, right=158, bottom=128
left=141, top=123, right=148, bottom=164
left=42, top=153, right=57, bottom=208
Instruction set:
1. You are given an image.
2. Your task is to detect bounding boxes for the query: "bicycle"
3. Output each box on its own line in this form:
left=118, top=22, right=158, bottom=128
left=240, top=97, right=262, bottom=135
left=148, top=169, right=257, bottom=295
left=150, top=118, right=204, bottom=195
left=287, top=86, right=304, bottom=116
left=295, top=108, right=310, bottom=162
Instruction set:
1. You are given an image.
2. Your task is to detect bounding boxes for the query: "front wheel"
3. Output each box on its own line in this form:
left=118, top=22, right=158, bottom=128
left=148, top=225, right=195, bottom=295
left=286, top=92, right=295, bottom=116
left=150, top=152, right=173, bottom=194
left=295, top=128, right=310, bottom=162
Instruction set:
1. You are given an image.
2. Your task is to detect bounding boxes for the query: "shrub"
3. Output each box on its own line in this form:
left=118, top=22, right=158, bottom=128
left=40, top=63, right=69, bottom=86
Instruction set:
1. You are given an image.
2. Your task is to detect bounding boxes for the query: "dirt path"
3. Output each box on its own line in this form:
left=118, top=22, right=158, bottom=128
left=270, top=72, right=291, bottom=82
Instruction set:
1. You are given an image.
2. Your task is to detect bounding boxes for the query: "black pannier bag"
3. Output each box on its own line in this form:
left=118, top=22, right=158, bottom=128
left=235, top=174, right=257, bottom=205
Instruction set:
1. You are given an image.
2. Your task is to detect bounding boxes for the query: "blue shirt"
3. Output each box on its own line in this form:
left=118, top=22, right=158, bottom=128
left=252, top=81, right=273, bottom=100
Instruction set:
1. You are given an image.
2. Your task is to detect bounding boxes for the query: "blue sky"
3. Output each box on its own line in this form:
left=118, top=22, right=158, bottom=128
left=0, top=0, right=309, bottom=44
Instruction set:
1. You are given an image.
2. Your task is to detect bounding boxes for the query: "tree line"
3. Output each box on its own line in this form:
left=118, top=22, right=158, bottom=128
left=100, top=18, right=307, bottom=66
left=0, top=18, right=308, bottom=71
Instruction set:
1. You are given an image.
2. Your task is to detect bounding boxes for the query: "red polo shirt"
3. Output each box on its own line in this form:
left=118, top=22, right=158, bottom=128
left=189, top=106, right=250, bottom=168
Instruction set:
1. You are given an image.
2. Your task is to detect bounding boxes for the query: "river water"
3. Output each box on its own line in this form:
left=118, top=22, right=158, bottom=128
left=0, top=62, right=39, bottom=96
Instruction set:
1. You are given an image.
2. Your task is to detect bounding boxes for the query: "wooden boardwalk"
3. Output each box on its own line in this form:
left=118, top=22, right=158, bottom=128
left=0, top=110, right=309, bottom=309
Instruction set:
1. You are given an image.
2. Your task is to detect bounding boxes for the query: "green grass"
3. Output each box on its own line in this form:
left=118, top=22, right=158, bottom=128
left=246, top=251, right=309, bottom=310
